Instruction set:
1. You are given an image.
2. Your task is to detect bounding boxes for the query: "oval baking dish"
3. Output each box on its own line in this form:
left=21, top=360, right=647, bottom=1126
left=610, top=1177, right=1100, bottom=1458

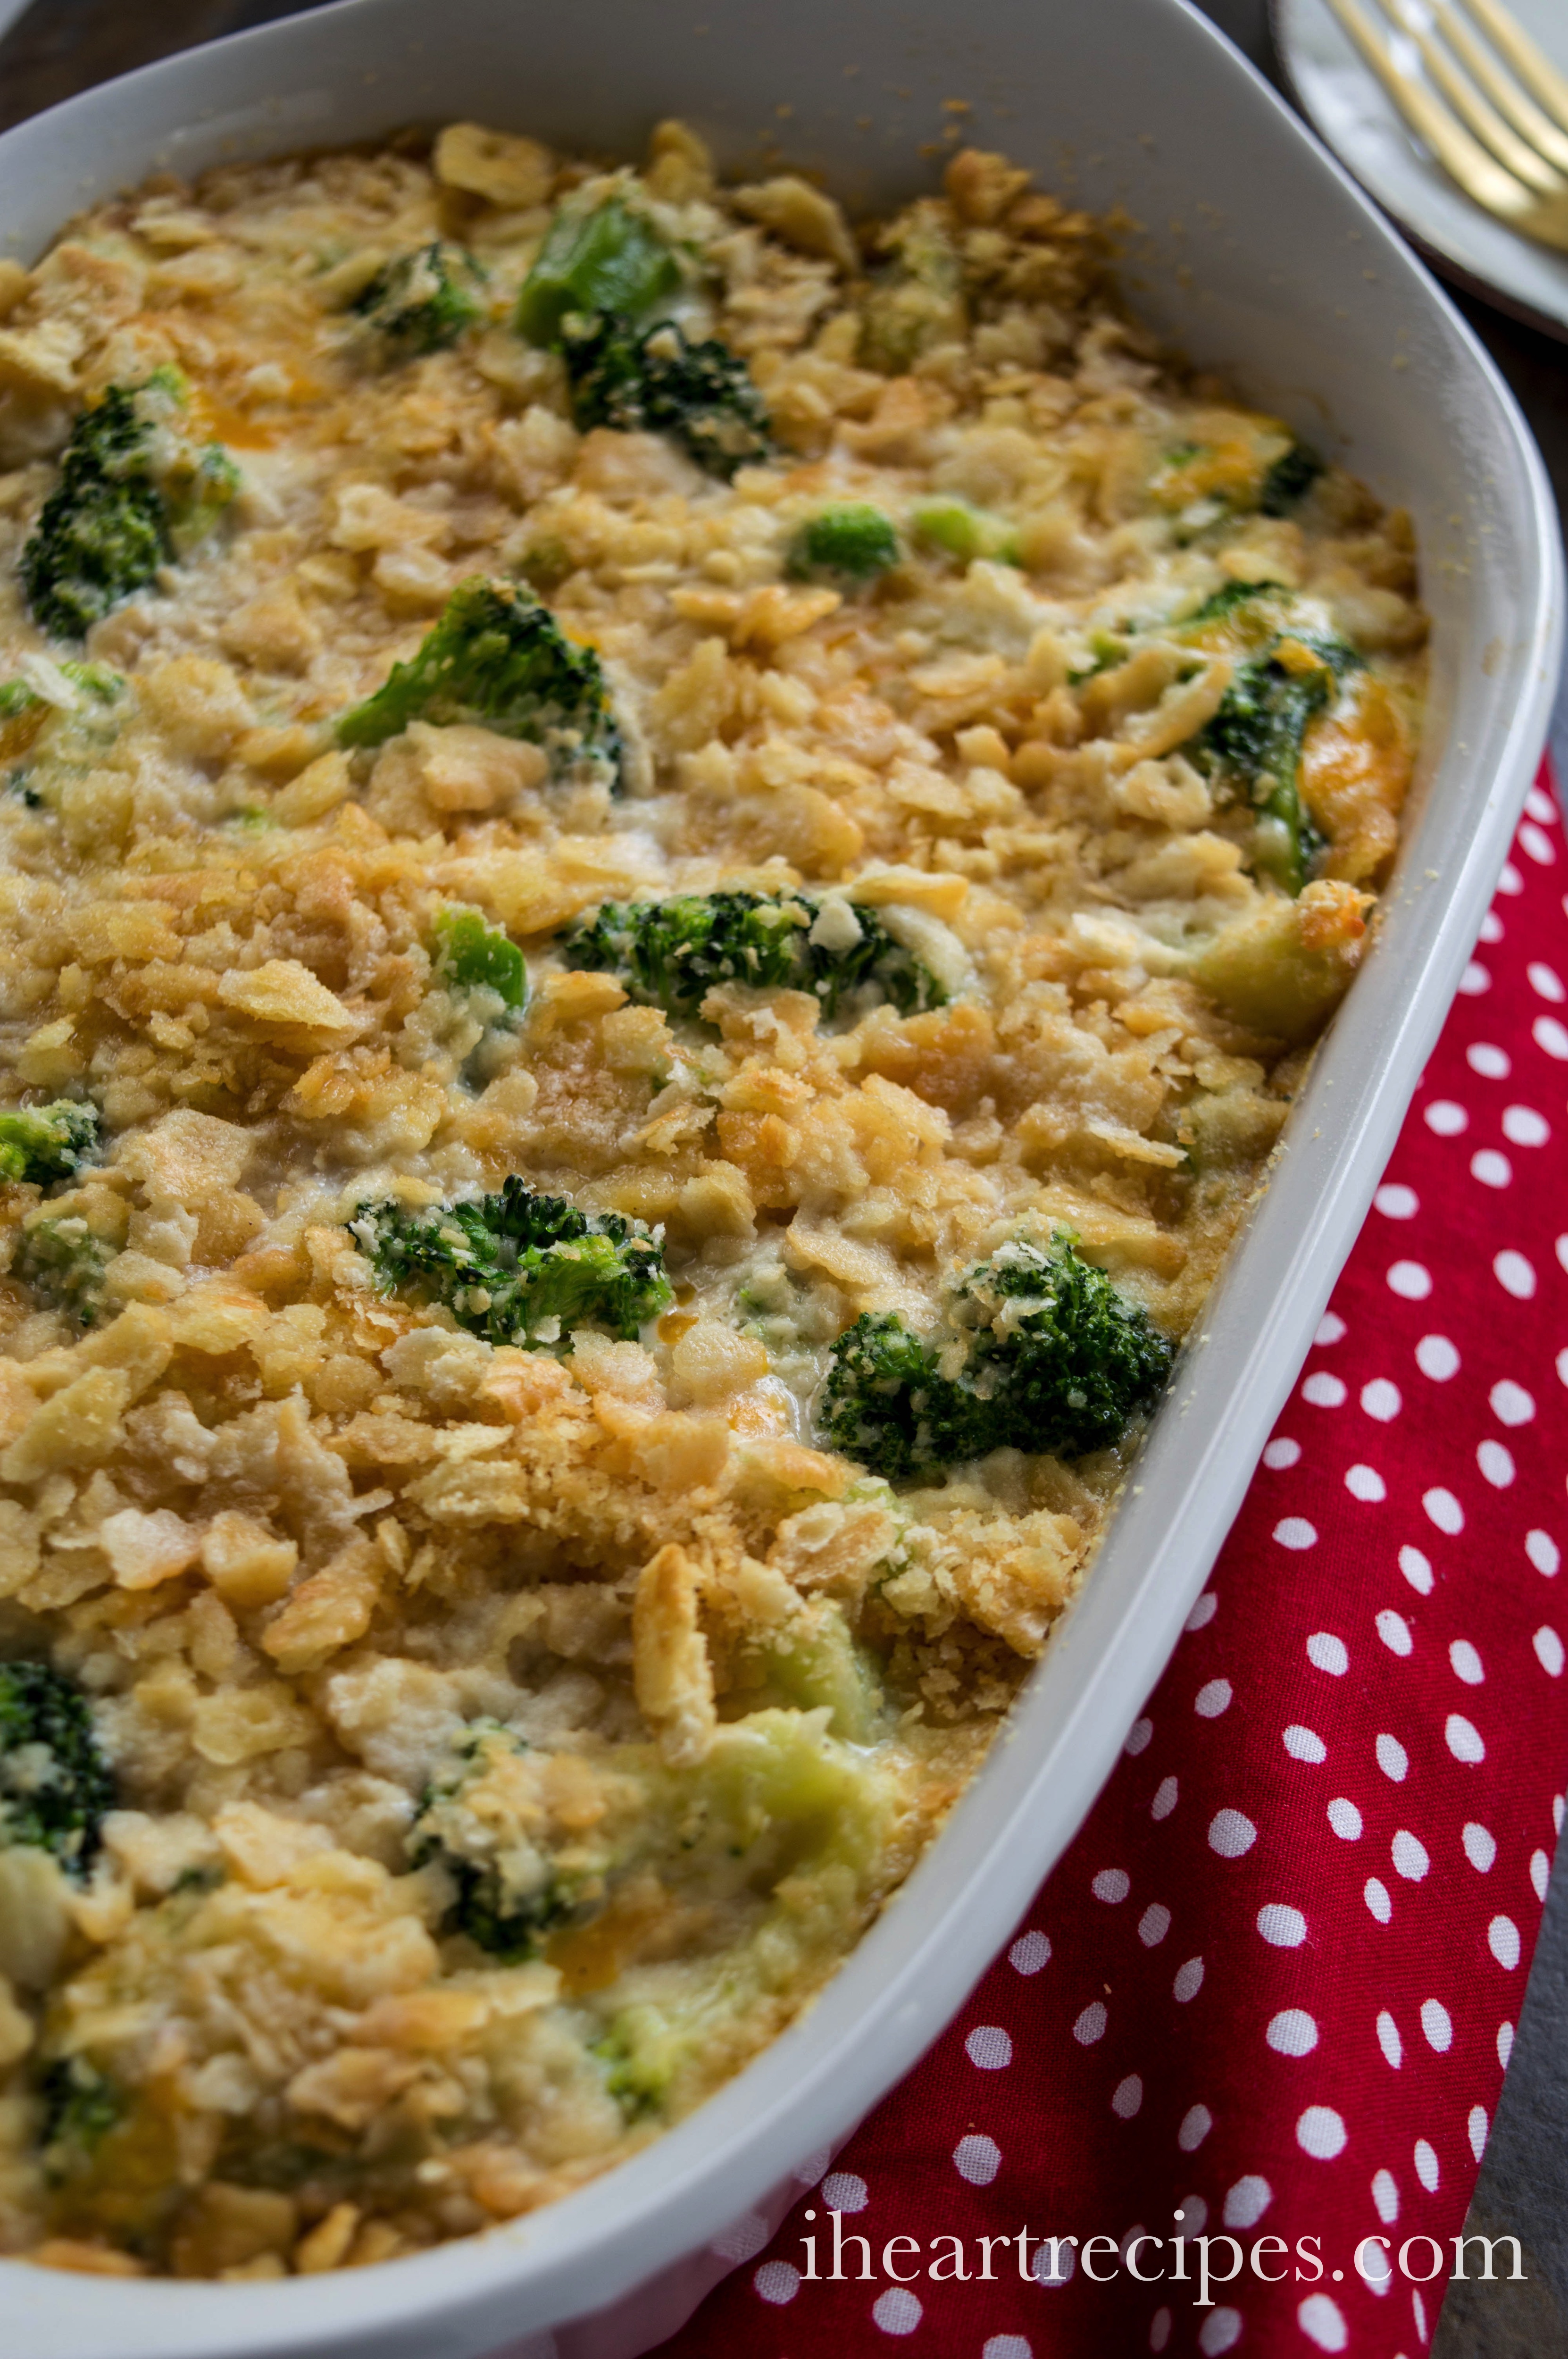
left=0, top=1, right=1559, bottom=2355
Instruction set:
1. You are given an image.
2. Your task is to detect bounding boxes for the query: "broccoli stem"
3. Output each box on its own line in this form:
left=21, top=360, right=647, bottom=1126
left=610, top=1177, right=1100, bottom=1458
left=909, top=498, right=1020, bottom=567
left=787, top=504, right=900, bottom=586
left=516, top=197, right=682, bottom=346
left=431, top=906, right=528, bottom=1014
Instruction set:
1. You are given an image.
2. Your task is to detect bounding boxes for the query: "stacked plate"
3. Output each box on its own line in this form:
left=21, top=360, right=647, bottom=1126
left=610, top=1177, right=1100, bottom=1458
left=1277, top=0, right=1568, bottom=336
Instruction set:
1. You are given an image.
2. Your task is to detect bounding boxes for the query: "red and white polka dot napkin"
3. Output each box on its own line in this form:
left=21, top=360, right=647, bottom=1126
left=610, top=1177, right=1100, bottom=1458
left=655, top=757, right=1568, bottom=2359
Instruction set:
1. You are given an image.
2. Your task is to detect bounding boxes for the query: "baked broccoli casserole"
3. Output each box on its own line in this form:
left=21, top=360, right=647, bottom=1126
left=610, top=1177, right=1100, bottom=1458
left=0, top=121, right=1423, bottom=2278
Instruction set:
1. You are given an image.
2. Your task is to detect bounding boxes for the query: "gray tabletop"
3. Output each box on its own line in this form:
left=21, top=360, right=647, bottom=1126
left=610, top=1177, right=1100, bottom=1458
left=0, top=3, right=1564, bottom=2348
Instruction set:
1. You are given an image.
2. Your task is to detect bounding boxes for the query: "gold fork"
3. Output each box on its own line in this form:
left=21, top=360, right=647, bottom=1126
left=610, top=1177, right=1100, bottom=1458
left=1323, top=0, right=1568, bottom=252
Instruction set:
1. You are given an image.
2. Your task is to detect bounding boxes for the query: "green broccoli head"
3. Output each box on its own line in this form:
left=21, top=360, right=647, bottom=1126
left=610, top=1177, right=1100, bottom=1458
left=351, top=1175, right=672, bottom=1347
left=817, top=1312, right=982, bottom=1480
left=787, top=504, right=900, bottom=586
left=955, top=1236, right=1176, bottom=1458
left=1259, top=440, right=1325, bottom=517
left=818, top=1236, right=1173, bottom=1478
left=353, top=241, right=487, bottom=361
left=409, top=1723, right=588, bottom=1961
left=0, top=1661, right=116, bottom=1880
left=336, top=576, right=622, bottom=786
left=1183, top=586, right=1358, bottom=895
left=558, top=890, right=947, bottom=1021
left=560, top=314, right=771, bottom=481
left=515, top=196, right=682, bottom=347
left=21, top=371, right=237, bottom=640
left=1201, top=658, right=1331, bottom=894
left=0, top=1100, right=98, bottom=1186
left=16, top=1212, right=117, bottom=1329
left=431, top=905, right=528, bottom=1015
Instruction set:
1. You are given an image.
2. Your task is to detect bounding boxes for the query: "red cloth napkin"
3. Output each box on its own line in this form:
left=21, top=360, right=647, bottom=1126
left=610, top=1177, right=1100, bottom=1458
left=656, top=756, right=1568, bottom=2359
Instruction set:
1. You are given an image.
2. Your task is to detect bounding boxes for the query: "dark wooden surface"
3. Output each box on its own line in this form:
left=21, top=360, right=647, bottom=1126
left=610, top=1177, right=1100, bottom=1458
left=0, top=2, right=1563, bottom=2350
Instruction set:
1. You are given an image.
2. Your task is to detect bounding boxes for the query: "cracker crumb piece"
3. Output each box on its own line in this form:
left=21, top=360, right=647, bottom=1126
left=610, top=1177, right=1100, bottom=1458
left=633, top=1541, right=717, bottom=1765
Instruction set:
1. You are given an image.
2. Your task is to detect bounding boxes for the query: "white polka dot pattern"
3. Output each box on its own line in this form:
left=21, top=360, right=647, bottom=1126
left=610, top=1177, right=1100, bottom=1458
left=753, top=2261, right=799, bottom=2305
left=690, top=779, right=1568, bottom=2359
left=953, top=2134, right=1001, bottom=2186
left=871, top=2288, right=921, bottom=2334
left=1299, top=2292, right=1350, bottom=2349
left=1297, top=2106, right=1349, bottom=2159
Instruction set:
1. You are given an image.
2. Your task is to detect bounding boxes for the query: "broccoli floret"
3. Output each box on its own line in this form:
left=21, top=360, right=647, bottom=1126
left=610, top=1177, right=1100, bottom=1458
left=352, top=241, right=487, bottom=361
left=955, top=1237, right=1176, bottom=1458
left=0, top=1099, right=98, bottom=1186
left=409, top=1723, right=587, bottom=1961
left=1201, top=657, right=1331, bottom=895
left=0, top=1662, right=115, bottom=1880
left=39, top=2058, right=122, bottom=2183
left=431, top=905, right=528, bottom=1015
left=16, top=1213, right=116, bottom=1328
left=516, top=196, right=682, bottom=347
left=818, top=1236, right=1173, bottom=1478
left=787, top=504, right=899, bottom=586
left=21, top=371, right=237, bottom=640
left=1182, top=586, right=1359, bottom=895
left=560, top=313, right=771, bottom=481
left=1259, top=440, right=1325, bottom=517
left=351, top=1175, right=672, bottom=1346
left=336, top=576, right=622, bottom=786
left=818, top=1312, right=981, bottom=1480
left=910, top=497, right=1020, bottom=568
left=558, top=890, right=946, bottom=1021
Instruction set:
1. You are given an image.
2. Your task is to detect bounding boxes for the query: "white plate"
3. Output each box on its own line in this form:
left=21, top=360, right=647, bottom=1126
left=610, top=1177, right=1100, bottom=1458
left=0, top=3, right=1559, bottom=2356
left=1278, top=0, right=1568, bottom=335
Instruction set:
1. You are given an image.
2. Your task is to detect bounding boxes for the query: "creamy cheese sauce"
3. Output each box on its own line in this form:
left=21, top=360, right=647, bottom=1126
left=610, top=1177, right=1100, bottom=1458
left=0, top=122, right=1422, bottom=2278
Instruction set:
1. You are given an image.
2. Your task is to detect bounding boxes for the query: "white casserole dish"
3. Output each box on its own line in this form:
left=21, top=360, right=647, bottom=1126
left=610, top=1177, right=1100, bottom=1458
left=1, top=2, right=1560, bottom=2355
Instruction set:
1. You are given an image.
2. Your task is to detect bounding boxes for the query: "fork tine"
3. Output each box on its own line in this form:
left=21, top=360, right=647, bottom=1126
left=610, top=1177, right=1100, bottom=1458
left=1372, top=0, right=1568, bottom=194
left=1433, top=0, right=1568, bottom=177
left=1323, top=0, right=1542, bottom=211
left=1454, top=0, right=1568, bottom=143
